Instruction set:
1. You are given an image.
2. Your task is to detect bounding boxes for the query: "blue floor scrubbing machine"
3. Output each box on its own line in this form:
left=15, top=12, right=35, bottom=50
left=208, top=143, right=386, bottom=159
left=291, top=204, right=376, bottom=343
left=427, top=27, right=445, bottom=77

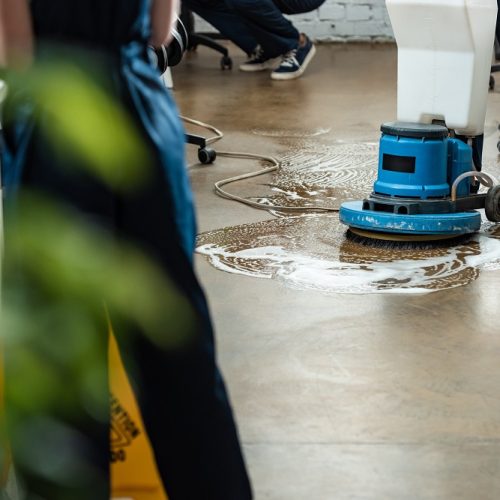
left=340, top=122, right=500, bottom=241
left=340, top=0, right=500, bottom=242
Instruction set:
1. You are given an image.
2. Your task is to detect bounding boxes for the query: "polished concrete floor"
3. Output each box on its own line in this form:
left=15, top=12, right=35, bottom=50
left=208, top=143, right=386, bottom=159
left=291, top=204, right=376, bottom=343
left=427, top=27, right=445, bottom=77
left=174, top=44, right=500, bottom=499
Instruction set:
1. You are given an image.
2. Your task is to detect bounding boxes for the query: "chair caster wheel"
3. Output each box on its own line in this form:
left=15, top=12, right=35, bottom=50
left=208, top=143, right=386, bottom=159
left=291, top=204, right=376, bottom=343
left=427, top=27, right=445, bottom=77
left=221, top=56, right=233, bottom=70
left=198, top=147, right=216, bottom=164
left=485, top=185, right=500, bottom=223
left=490, top=75, right=495, bottom=91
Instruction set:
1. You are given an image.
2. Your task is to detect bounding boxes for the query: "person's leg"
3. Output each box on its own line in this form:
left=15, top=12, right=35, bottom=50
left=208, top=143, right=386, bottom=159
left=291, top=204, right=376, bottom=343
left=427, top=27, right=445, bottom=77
left=114, top=90, right=252, bottom=500
left=225, top=0, right=299, bottom=57
left=183, top=0, right=257, bottom=54
left=272, top=0, right=326, bottom=15
left=115, top=189, right=252, bottom=499
left=116, top=315, right=252, bottom=500
left=269, top=31, right=316, bottom=80
left=223, top=0, right=317, bottom=79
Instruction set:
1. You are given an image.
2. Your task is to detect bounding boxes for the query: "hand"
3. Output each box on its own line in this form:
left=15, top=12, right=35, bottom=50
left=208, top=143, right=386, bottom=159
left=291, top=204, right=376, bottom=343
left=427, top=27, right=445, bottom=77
left=0, top=0, right=33, bottom=69
left=150, top=0, right=180, bottom=47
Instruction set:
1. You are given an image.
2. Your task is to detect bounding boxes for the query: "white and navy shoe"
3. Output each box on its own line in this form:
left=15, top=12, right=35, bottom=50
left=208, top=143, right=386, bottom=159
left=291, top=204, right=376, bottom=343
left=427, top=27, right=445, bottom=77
left=239, top=46, right=280, bottom=72
left=271, top=36, right=316, bottom=81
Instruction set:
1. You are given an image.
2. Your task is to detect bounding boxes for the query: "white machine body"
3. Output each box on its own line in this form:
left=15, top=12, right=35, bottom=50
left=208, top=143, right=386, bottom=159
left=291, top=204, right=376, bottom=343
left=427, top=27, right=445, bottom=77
left=386, top=0, right=497, bottom=136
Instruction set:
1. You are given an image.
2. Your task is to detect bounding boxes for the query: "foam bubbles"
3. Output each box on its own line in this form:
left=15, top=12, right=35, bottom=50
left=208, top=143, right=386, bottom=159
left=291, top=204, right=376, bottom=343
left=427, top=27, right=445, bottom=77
left=197, top=216, right=500, bottom=295
left=197, top=140, right=500, bottom=295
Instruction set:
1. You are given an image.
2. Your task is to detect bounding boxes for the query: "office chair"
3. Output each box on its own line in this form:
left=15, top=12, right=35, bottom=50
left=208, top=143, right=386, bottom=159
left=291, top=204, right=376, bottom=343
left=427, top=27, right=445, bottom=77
left=178, top=6, right=231, bottom=164
left=180, top=6, right=233, bottom=70
left=186, top=132, right=217, bottom=164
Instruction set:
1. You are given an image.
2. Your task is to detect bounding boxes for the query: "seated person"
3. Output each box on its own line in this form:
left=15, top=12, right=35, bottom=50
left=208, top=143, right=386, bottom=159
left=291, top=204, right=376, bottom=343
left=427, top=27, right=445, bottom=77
left=184, top=0, right=325, bottom=80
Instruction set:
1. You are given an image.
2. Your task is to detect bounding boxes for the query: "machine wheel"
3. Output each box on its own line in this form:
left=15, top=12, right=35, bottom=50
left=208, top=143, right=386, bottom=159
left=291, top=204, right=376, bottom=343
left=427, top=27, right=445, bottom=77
left=198, top=147, right=216, bottom=164
left=220, top=55, right=233, bottom=70
left=485, top=185, right=500, bottom=222
left=490, top=75, right=495, bottom=91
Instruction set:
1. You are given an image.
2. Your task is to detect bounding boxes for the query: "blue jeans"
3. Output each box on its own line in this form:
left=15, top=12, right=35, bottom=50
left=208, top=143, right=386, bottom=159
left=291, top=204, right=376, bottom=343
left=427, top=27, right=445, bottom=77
left=185, top=0, right=325, bottom=57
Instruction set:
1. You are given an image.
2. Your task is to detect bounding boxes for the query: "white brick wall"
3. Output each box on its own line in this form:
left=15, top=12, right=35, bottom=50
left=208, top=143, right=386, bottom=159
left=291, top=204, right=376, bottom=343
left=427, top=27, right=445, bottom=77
left=192, top=0, right=394, bottom=42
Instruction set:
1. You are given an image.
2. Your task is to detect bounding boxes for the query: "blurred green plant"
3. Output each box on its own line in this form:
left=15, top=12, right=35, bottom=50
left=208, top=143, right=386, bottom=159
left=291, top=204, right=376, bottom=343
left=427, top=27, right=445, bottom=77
left=4, top=48, right=151, bottom=191
left=0, top=46, right=193, bottom=497
left=0, top=192, right=195, bottom=497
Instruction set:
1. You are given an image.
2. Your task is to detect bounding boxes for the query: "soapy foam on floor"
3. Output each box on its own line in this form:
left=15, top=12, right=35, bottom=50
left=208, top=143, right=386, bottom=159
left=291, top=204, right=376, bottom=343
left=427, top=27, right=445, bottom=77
left=253, top=143, right=377, bottom=214
left=197, top=139, right=500, bottom=294
left=251, top=127, right=332, bottom=138
left=197, top=216, right=500, bottom=295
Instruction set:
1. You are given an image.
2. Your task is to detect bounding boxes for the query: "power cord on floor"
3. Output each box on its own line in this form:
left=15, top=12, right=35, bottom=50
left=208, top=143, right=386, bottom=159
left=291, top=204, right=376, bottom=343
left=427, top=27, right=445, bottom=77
left=181, top=116, right=340, bottom=213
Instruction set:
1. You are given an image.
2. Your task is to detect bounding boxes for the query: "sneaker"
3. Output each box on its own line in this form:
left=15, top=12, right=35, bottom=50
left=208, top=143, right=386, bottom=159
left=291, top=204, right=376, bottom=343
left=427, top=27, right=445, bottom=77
left=239, top=46, right=280, bottom=72
left=271, top=36, right=316, bottom=81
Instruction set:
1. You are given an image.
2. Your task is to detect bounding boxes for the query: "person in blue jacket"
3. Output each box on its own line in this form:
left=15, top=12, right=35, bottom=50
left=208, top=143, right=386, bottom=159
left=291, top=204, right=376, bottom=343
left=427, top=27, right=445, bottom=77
left=0, top=0, right=252, bottom=498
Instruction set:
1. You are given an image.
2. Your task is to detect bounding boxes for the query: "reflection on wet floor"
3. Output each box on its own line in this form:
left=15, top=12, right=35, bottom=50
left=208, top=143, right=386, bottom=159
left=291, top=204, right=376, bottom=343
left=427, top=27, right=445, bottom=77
left=251, top=127, right=332, bottom=138
left=196, top=139, right=500, bottom=294
left=197, top=216, right=500, bottom=294
left=254, top=142, right=377, bottom=214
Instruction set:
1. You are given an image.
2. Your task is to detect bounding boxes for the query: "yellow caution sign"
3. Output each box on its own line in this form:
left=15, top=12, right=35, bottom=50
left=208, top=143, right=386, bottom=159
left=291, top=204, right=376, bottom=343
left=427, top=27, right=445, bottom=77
left=109, top=333, right=168, bottom=500
left=0, top=334, right=164, bottom=498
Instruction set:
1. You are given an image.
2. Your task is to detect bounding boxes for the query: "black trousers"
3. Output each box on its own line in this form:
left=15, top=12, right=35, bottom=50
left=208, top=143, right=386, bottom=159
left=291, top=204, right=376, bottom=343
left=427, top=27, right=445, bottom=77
left=2, top=47, right=252, bottom=500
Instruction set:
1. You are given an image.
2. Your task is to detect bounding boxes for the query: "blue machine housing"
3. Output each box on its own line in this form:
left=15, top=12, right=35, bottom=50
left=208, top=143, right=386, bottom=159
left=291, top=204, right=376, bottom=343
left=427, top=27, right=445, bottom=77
left=448, top=138, right=473, bottom=198
left=375, top=132, right=449, bottom=198
left=375, top=132, right=471, bottom=198
left=339, top=122, right=482, bottom=237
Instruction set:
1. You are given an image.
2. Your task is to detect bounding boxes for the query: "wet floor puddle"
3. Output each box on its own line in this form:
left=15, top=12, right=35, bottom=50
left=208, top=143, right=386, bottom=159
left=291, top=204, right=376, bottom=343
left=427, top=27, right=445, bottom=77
left=197, top=215, right=500, bottom=294
left=252, top=142, right=377, bottom=213
left=251, top=127, right=332, bottom=138
left=196, top=140, right=500, bottom=294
